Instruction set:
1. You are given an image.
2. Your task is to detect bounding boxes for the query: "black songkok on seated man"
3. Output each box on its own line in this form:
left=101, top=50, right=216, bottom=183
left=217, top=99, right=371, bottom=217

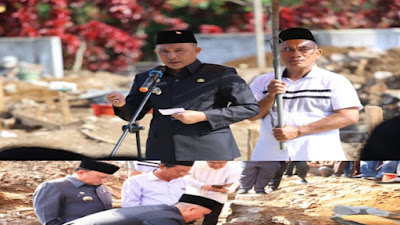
left=78, top=159, right=120, bottom=174
left=179, top=194, right=223, bottom=211
left=279, top=27, right=316, bottom=43
left=155, top=30, right=197, bottom=45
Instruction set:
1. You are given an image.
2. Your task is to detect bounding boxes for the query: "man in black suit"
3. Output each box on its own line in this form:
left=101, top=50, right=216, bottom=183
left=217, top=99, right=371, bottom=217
left=107, top=30, right=259, bottom=160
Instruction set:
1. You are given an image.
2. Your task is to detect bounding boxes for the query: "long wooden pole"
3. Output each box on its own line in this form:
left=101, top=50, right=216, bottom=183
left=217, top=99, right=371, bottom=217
left=59, top=91, right=71, bottom=124
left=271, top=0, right=286, bottom=150
left=253, top=0, right=266, bottom=68
left=365, top=106, right=383, bottom=136
left=0, top=76, right=4, bottom=112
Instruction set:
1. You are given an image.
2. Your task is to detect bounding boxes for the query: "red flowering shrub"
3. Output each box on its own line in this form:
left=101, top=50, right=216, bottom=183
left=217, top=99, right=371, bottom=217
left=165, top=1, right=268, bottom=34
left=0, top=0, right=185, bottom=72
left=199, top=25, right=223, bottom=34
left=373, top=0, right=400, bottom=28
left=75, top=20, right=143, bottom=72
left=279, top=7, right=297, bottom=29
left=278, top=0, right=399, bottom=30
left=1, top=0, right=400, bottom=73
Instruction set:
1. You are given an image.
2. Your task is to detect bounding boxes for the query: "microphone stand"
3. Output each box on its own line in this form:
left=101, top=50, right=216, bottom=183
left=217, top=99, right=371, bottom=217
left=109, top=78, right=162, bottom=159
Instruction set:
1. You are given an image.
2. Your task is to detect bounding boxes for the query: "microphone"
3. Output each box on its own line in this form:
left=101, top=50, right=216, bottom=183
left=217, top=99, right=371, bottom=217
left=139, top=66, right=167, bottom=93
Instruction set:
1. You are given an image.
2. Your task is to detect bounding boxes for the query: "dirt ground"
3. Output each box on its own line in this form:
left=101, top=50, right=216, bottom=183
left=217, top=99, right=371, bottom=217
left=1, top=161, right=400, bottom=225
left=226, top=174, right=400, bottom=225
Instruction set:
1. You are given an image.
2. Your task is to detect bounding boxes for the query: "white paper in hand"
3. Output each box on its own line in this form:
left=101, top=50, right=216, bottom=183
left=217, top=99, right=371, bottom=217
left=158, top=108, right=185, bottom=115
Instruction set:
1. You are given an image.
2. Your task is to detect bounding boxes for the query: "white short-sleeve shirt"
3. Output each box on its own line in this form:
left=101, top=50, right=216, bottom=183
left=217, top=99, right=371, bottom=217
left=250, top=65, right=363, bottom=160
left=184, top=161, right=243, bottom=203
left=121, top=171, right=186, bottom=207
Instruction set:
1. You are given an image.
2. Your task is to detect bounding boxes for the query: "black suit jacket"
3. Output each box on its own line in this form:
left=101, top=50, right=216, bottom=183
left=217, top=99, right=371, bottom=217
left=63, top=204, right=185, bottom=225
left=33, top=176, right=112, bottom=225
left=360, top=115, right=400, bottom=160
left=115, top=59, right=259, bottom=160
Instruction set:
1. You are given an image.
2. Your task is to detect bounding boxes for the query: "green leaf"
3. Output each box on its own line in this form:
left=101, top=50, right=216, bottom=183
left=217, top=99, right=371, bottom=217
left=36, top=3, right=51, bottom=19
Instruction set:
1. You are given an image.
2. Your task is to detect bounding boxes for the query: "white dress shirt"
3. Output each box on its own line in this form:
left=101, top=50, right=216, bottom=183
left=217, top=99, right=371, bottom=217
left=184, top=161, right=243, bottom=203
left=122, top=171, right=186, bottom=207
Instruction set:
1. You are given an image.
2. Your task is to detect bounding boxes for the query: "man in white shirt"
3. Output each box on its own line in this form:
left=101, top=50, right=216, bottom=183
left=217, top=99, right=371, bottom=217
left=121, top=161, right=193, bottom=207
left=185, top=161, right=242, bottom=225
left=249, top=27, right=363, bottom=160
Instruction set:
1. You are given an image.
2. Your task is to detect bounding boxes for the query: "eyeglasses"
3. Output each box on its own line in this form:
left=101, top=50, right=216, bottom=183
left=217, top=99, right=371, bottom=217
left=280, top=46, right=316, bottom=56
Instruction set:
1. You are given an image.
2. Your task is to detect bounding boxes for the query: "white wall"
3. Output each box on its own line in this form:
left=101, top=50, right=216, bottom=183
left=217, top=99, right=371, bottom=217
left=196, top=28, right=400, bottom=65
left=0, top=36, right=63, bottom=78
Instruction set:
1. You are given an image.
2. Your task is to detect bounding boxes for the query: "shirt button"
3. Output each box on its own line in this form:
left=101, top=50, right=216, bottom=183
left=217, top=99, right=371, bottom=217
left=175, top=79, right=179, bottom=82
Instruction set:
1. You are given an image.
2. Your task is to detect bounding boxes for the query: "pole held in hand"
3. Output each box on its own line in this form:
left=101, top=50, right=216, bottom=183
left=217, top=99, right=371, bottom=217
left=272, top=0, right=287, bottom=150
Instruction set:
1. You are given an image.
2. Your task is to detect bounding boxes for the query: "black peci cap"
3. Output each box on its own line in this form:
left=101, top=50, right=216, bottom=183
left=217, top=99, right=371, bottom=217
left=78, top=159, right=120, bottom=174
left=155, top=30, right=197, bottom=45
left=161, top=160, right=194, bottom=167
left=179, top=194, right=222, bottom=211
left=279, top=27, right=316, bottom=43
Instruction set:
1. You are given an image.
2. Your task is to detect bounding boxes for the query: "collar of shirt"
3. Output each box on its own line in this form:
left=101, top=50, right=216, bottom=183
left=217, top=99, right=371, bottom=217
left=147, top=170, right=182, bottom=183
left=305, top=64, right=321, bottom=78
left=66, top=175, right=101, bottom=188
left=186, top=58, right=202, bottom=75
left=147, top=170, right=165, bottom=182
left=66, top=175, right=87, bottom=188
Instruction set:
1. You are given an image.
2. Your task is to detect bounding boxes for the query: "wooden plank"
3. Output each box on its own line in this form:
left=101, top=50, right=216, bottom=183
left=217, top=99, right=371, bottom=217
left=80, top=129, right=117, bottom=144
left=365, top=106, right=383, bottom=136
left=247, top=128, right=260, bottom=160
left=58, top=91, right=71, bottom=124
left=10, top=111, right=59, bottom=128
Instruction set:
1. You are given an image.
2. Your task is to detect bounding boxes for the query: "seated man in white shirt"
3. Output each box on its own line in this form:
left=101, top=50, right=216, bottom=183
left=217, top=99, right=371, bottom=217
left=184, top=161, right=243, bottom=225
left=121, top=161, right=193, bottom=207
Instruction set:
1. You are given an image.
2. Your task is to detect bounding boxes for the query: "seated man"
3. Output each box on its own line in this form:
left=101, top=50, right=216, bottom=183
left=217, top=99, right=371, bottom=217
left=33, top=160, right=120, bottom=225
left=63, top=194, right=222, bottom=225
left=122, top=161, right=193, bottom=207
left=185, top=161, right=242, bottom=225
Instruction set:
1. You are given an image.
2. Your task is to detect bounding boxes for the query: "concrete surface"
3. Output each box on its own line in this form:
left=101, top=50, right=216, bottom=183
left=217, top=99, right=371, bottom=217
left=0, top=36, right=63, bottom=78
